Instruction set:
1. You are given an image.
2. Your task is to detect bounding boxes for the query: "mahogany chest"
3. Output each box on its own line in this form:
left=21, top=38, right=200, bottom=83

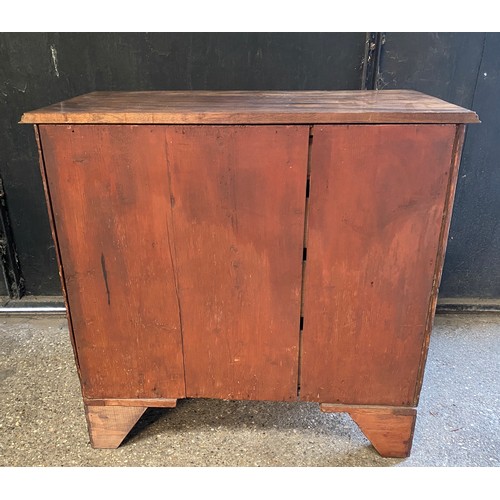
left=22, top=90, right=478, bottom=457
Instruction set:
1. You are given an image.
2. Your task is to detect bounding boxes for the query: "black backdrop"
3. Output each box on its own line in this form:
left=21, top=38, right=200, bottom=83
left=0, top=33, right=498, bottom=302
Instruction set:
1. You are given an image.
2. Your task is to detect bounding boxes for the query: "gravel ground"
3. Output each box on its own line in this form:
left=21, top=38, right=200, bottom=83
left=0, top=313, right=498, bottom=466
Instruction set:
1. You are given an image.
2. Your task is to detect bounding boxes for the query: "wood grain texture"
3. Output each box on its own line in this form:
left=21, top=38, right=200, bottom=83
left=300, top=124, right=457, bottom=406
left=39, top=125, right=186, bottom=400
left=84, top=398, right=177, bottom=408
left=320, top=404, right=417, bottom=458
left=20, top=90, right=479, bottom=125
left=85, top=405, right=147, bottom=449
left=165, top=125, right=308, bottom=401
left=413, top=125, right=466, bottom=403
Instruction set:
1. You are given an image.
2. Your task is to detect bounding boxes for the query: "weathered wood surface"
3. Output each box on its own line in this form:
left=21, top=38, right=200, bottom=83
left=321, top=404, right=417, bottom=458
left=414, top=125, right=467, bottom=402
left=300, top=124, right=457, bottom=406
left=166, top=125, right=308, bottom=401
left=21, top=90, right=479, bottom=124
left=39, top=125, right=186, bottom=400
left=40, top=124, right=308, bottom=403
left=85, top=405, right=147, bottom=449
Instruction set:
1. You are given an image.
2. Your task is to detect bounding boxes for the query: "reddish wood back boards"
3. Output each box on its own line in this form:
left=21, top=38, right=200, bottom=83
left=40, top=124, right=308, bottom=402
left=164, top=126, right=308, bottom=400
left=39, top=121, right=462, bottom=406
left=300, top=125, right=457, bottom=405
left=40, top=126, right=187, bottom=399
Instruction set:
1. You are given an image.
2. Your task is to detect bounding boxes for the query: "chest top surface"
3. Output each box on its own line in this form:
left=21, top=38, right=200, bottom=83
left=21, top=90, right=479, bottom=125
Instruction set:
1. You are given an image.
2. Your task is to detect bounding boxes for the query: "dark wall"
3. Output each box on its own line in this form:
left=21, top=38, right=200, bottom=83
left=0, top=269, right=7, bottom=296
left=0, top=33, right=366, bottom=295
left=378, top=33, right=500, bottom=299
left=1, top=33, right=498, bottom=300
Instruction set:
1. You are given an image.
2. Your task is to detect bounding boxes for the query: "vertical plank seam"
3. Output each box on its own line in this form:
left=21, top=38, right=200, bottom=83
left=297, top=125, right=314, bottom=399
left=412, top=124, right=466, bottom=405
left=34, top=125, right=83, bottom=379
left=163, top=133, right=188, bottom=398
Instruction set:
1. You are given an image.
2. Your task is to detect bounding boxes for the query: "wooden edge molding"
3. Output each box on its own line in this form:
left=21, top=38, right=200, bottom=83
left=84, top=398, right=178, bottom=408
left=320, top=404, right=417, bottom=458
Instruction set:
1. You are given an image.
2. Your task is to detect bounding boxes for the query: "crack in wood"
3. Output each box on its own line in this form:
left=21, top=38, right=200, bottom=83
left=100, top=253, right=111, bottom=306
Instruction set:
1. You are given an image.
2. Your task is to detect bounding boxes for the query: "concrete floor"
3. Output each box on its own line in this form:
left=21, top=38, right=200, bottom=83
left=0, top=313, right=498, bottom=466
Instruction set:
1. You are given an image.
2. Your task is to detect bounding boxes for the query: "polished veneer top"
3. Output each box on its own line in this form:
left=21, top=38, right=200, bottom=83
left=21, top=90, right=479, bottom=125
